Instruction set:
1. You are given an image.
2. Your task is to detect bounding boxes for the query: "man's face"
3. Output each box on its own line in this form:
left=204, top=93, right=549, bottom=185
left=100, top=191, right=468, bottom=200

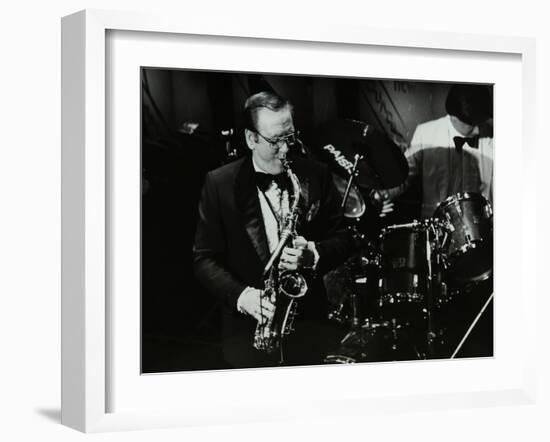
left=450, top=115, right=478, bottom=137
left=246, top=106, right=295, bottom=174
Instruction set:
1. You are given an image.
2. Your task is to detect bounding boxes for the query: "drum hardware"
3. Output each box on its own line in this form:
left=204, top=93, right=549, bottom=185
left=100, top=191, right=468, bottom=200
left=327, top=303, right=347, bottom=325
left=450, top=292, right=494, bottom=358
left=325, top=149, right=432, bottom=362
left=220, top=128, right=237, bottom=162
left=378, top=220, right=430, bottom=312
left=333, top=153, right=368, bottom=329
left=376, top=216, right=461, bottom=359
left=324, top=193, right=493, bottom=364
left=316, top=123, right=492, bottom=363
left=424, top=218, right=436, bottom=358
left=331, top=173, right=366, bottom=219
left=326, top=247, right=365, bottom=326
left=433, top=192, right=493, bottom=286
left=325, top=154, right=394, bottom=361
left=324, top=353, right=359, bottom=364
left=324, top=320, right=398, bottom=364
left=348, top=287, right=361, bottom=329
left=339, top=153, right=364, bottom=218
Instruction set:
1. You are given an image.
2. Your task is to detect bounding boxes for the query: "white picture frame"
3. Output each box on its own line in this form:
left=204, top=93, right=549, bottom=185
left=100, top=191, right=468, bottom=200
left=61, top=9, right=537, bottom=433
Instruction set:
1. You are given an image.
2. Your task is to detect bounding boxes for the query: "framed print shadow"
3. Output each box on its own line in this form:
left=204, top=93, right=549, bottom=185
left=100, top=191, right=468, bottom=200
left=61, top=9, right=537, bottom=433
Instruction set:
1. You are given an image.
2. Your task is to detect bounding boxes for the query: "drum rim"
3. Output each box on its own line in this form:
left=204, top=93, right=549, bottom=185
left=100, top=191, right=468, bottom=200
left=434, top=191, right=489, bottom=214
left=445, top=266, right=493, bottom=286
left=444, top=238, right=494, bottom=284
left=323, top=354, right=357, bottom=364
left=448, top=236, right=492, bottom=257
left=379, top=220, right=428, bottom=238
left=379, top=291, right=424, bottom=303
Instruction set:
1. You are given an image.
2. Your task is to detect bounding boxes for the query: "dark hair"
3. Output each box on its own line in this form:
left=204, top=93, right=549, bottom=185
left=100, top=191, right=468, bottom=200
left=445, top=84, right=492, bottom=125
left=243, top=91, right=293, bottom=131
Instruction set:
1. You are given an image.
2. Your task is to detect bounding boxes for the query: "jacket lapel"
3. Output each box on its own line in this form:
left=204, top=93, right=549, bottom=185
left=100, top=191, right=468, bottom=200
left=288, top=158, right=311, bottom=228
left=295, top=175, right=310, bottom=229
left=235, top=157, right=271, bottom=265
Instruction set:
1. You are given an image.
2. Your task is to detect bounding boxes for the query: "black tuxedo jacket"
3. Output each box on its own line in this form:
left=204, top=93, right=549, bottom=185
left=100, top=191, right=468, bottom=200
left=193, top=155, right=352, bottom=367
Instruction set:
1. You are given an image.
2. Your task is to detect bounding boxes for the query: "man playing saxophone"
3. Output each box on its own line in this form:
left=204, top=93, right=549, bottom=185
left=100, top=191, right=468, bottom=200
left=194, top=91, right=353, bottom=368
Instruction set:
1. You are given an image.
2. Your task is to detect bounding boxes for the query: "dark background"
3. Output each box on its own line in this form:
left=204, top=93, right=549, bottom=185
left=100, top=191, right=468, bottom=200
left=141, top=69, right=492, bottom=372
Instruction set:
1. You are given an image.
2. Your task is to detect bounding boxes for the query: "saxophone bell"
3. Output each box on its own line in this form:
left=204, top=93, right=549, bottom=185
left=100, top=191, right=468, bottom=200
left=279, top=271, right=308, bottom=298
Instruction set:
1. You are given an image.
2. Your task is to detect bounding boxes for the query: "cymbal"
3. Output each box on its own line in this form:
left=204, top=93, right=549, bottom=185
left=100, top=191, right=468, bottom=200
left=311, top=119, right=409, bottom=190
left=331, top=173, right=366, bottom=219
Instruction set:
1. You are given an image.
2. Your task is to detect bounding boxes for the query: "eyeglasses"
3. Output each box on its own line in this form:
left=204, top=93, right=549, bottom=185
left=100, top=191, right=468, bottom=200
left=254, top=130, right=300, bottom=150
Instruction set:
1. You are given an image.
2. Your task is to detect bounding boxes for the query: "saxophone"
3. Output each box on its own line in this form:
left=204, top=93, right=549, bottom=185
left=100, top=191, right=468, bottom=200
left=253, top=159, right=308, bottom=356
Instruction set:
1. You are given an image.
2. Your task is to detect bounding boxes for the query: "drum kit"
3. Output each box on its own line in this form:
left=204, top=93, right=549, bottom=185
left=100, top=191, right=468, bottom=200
left=312, top=119, right=494, bottom=363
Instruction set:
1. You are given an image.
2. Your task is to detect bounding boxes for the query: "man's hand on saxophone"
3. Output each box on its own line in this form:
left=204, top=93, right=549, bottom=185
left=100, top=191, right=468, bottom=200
left=279, top=235, right=318, bottom=271
left=237, top=287, right=275, bottom=324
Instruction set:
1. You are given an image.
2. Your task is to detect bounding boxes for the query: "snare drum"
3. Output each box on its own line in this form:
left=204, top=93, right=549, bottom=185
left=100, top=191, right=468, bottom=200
left=433, top=192, right=493, bottom=286
left=378, top=222, right=429, bottom=323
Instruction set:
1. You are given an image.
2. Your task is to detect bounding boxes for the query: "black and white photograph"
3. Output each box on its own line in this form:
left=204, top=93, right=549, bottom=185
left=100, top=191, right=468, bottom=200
left=4, top=0, right=549, bottom=439
left=141, top=69, right=494, bottom=372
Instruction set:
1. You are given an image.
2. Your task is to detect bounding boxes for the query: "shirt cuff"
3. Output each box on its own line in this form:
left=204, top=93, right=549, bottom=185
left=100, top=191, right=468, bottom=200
left=236, top=286, right=254, bottom=314
left=307, top=241, right=320, bottom=271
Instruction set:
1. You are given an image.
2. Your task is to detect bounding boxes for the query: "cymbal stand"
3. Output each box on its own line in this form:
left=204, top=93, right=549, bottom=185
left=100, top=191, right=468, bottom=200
left=340, top=154, right=363, bottom=216
left=450, top=292, right=494, bottom=358
left=425, top=218, right=451, bottom=358
left=424, top=219, right=437, bottom=358
left=339, top=154, right=364, bottom=329
left=326, top=153, right=371, bottom=361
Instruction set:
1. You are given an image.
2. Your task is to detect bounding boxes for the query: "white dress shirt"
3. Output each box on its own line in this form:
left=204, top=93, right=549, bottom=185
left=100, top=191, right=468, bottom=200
left=405, top=115, right=494, bottom=218
left=253, top=159, right=291, bottom=252
left=236, top=159, right=319, bottom=314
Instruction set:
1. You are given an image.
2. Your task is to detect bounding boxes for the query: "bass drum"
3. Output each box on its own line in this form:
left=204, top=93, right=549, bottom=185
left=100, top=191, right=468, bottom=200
left=434, top=192, right=493, bottom=287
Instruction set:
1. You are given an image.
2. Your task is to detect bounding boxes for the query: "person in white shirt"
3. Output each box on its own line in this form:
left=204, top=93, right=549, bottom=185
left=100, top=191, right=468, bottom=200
left=384, top=84, right=493, bottom=219
left=380, top=84, right=494, bottom=359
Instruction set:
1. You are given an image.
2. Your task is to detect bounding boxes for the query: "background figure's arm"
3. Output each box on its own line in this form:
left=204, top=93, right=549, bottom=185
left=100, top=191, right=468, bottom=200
left=193, top=173, right=246, bottom=310
left=385, top=127, right=424, bottom=200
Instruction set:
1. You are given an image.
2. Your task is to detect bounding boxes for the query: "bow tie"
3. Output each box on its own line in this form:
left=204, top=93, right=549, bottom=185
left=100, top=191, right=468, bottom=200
left=255, top=171, right=289, bottom=192
left=453, top=136, right=479, bottom=151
